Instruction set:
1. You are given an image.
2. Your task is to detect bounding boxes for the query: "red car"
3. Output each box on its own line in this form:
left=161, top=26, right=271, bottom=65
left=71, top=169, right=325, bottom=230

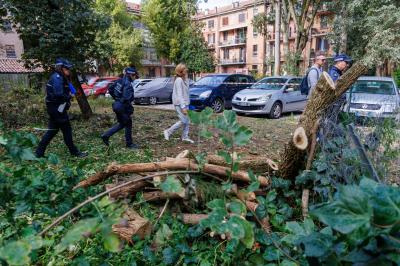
left=84, top=77, right=118, bottom=97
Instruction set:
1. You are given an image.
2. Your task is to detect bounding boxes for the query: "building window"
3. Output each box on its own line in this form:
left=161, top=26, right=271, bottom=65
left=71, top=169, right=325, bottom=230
left=208, top=33, right=215, bottom=44
left=252, top=65, right=258, bottom=71
left=222, top=17, right=229, bottom=26
left=253, top=27, right=258, bottom=37
left=208, top=20, right=214, bottom=29
left=2, top=20, right=12, bottom=33
left=320, top=15, right=329, bottom=29
left=239, top=13, right=245, bottom=23
left=223, top=31, right=228, bottom=41
left=5, top=45, right=16, bottom=58
left=316, top=37, right=330, bottom=52
left=223, top=49, right=229, bottom=59
left=253, top=7, right=258, bottom=15
left=149, top=68, right=156, bottom=78
left=253, top=45, right=258, bottom=57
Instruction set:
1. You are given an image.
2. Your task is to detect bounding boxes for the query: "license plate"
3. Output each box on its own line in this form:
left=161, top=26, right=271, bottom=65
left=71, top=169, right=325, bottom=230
left=238, top=102, right=250, bottom=106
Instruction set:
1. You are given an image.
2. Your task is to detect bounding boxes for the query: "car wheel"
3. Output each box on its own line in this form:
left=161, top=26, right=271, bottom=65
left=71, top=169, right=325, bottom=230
left=268, top=102, right=282, bottom=119
left=211, top=98, right=224, bottom=113
left=149, top=97, right=157, bottom=105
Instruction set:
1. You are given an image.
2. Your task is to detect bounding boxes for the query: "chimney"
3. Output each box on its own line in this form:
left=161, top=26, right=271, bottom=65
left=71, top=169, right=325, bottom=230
left=215, top=7, right=218, bottom=13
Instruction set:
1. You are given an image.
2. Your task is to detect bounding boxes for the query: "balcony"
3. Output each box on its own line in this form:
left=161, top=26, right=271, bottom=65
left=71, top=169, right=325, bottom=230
left=219, top=37, right=246, bottom=48
left=141, top=59, right=162, bottom=66
left=219, top=58, right=246, bottom=65
left=207, top=43, right=216, bottom=50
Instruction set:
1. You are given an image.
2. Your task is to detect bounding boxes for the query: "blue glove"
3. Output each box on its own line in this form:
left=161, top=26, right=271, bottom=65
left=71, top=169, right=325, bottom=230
left=68, top=82, right=77, bottom=95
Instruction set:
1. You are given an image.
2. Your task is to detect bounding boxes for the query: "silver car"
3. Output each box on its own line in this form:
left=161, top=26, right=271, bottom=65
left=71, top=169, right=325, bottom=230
left=345, top=76, right=400, bottom=118
left=232, top=76, right=305, bottom=118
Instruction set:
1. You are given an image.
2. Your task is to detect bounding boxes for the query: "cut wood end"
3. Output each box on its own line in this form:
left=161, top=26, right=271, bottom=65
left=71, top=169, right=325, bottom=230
left=176, top=150, right=190, bottom=159
left=322, top=71, right=335, bottom=89
left=293, top=127, right=308, bottom=150
left=266, top=159, right=279, bottom=171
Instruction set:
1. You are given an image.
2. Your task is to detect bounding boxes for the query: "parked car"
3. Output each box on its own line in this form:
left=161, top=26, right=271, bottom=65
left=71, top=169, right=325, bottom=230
left=344, top=76, right=400, bottom=118
left=189, top=74, right=255, bottom=113
left=82, top=76, right=115, bottom=90
left=134, top=77, right=194, bottom=105
left=231, top=76, right=304, bottom=119
left=133, top=79, right=153, bottom=92
left=84, top=77, right=118, bottom=97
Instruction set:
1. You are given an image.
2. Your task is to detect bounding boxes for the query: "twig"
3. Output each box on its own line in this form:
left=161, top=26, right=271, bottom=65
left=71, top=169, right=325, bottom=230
left=154, top=199, right=170, bottom=229
left=39, top=170, right=199, bottom=236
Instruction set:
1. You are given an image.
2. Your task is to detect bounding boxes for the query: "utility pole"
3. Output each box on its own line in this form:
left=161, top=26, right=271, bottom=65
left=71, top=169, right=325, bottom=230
left=274, top=0, right=281, bottom=75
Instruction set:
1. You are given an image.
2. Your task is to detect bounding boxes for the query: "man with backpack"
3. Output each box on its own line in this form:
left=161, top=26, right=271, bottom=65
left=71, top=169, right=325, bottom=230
left=101, top=67, right=139, bottom=149
left=300, top=52, right=326, bottom=97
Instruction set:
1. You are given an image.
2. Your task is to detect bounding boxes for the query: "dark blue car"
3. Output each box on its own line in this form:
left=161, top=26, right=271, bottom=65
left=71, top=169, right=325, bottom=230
left=189, top=74, right=255, bottom=113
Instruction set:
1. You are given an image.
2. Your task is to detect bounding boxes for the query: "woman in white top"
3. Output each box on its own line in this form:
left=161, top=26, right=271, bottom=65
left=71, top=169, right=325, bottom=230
left=163, top=63, right=194, bottom=143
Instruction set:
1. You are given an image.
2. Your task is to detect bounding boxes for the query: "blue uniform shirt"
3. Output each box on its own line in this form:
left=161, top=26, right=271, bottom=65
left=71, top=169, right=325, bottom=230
left=328, top=66, right=342, bottom=82
left=45, top=72, right=71, bottom=104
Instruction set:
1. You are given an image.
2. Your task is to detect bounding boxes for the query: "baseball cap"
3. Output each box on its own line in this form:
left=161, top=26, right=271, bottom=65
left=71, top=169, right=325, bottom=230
left=55, top=58, right=73, bottom=69
left=333, top=54, right=352, bottom=63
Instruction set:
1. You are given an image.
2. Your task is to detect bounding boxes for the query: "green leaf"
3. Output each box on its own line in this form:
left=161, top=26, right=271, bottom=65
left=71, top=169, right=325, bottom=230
left=266, top=190, right=277, bottom=202
left=188, top=110, right=201, bottom=124
left=56, top=218, right=99, bottom=253
left=263, top=246, right=281, bottom=261
left=0, top=240, right=32, bottom=266
left=228, top=200, right=247, bottom=216
left=233, top=126, right=253, bottom=146
left=223, top=110, right=236, bottom=127
left=104, top=233, right=121, bottom=253
left=155, top=224, right=173, bottom=247
left=0, top=135, right=7, bottom=145
left=299, top=232, right=334, bottom=257
left=200, top=129, right=213, bottom=139
left=217, top=151, right=232, bottom=164
left=225, top=216, right=245, bottom=240
left=20, top=148, right=37, bottom=161
left=207, top=199, right=225, bottom=210
left=160, top=176, right=183, bottom=194
left=162, top=246, right=179, bottom=265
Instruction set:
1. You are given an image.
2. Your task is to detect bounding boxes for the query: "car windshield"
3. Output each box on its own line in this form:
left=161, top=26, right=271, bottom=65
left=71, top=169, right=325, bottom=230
left=350, top=80, right=395, bottom=95
left=193, top=76, right=226, bottom=87
left=87, top=77, right=98, bottom=86
left=251, top=78, right=287, bottom=90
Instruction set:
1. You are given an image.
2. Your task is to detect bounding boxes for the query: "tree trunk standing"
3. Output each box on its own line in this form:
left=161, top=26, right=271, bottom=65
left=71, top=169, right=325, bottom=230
left=70, top=70, right=93, bottom=119
left=281, top=0, right=290, bottom=71
left=274, top=0, right=281, bottom=75
left=279, top=63, right=368, bottom=179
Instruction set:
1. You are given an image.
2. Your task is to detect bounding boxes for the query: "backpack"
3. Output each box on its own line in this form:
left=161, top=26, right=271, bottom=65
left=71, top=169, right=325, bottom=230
left=108, top=78, right=123, bottom=100
left=300, top=67, right=319, bottom=95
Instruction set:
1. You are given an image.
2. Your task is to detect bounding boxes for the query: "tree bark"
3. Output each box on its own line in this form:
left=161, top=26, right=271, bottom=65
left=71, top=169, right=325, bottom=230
left=177, top=213, right=209, bottom=225
left=142, top=191, right=184, bottom=202
left=71, top=70, right=92, bottom=119
left=105, top=178, right=148, bottom=199
left=74, top=158, right=270, bottom=189
left=206, top=154, right=279, bottom=173
left=278, top=63, right=368, bottom=179
left=274, top=0, right=281, bottom=75
left=112, top=208, right=152, bottom=243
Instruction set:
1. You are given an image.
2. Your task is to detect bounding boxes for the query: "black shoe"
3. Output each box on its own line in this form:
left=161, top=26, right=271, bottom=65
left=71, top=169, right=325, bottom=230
left=72, top=151, right=88, bottom=158
left=101, top=136, right=110, bottom=146
left=35, top=151, right=45, bottom=158
left=126, top=143, right=139, bottom=150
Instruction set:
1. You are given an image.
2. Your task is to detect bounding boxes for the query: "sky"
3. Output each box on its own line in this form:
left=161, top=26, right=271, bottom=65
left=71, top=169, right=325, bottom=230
left=126, top=0, right=237, bottom=10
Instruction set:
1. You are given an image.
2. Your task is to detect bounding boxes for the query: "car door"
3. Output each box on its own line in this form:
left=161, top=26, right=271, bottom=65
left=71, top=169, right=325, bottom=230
left=224, top=75, right=239, bottom=107
left=283, top=78, right=305, bottom=112
left=237, top=75, right=251, bottom=94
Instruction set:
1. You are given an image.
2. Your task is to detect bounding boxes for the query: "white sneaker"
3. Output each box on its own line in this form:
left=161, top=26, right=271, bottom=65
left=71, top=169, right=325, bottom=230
left=182, top=138, right=194, bottom=144
left=163, top=130, right=170, bottom=141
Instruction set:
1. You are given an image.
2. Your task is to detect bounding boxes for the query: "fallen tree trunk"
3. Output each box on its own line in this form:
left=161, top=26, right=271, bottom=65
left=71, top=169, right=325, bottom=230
left=105, top=177, right=148, bottom=199
left=143, top=191, right=184, bottom=202
left=74, top=158, right=269, bottom=189
left=206, top=155, right=279, bottom=173
left=112, top=208, right=152, bottom=243
left=279, top=63, right=368, bottom=179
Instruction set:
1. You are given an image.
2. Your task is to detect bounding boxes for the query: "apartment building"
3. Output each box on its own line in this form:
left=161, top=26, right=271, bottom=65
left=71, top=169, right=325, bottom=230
left=126, top=2, right=175, bottom=78
left=195, top=0, right=334, bottom=75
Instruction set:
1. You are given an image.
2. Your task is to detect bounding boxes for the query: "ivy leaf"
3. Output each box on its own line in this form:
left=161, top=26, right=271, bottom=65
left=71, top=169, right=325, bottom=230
left=20, top=148, right=37, bottom=161
left=247, top=170, right=260, bottom=192
left=217, top=150, right=232, bottom=164
left=56, top=218, right=99, bottom=253
left=160, top=176, right=183, bottom=194
left=228, top=200, right=247, bottom=216
left=207, top=199, right=225, bottom=210
left=263, top=246, right=281, bottom=261
left=162, top=247, right=179, bottom=265
left=299, top=232, right=334, bottom=257
left=0, top=240, right=32, bottom=266
left=225, top=216, right=245, bottom=240
left=104, top=233, right=121, bottom=253
left=233, top=126, right=253, bottom=146
left=155, top=224, right=173, bottom=247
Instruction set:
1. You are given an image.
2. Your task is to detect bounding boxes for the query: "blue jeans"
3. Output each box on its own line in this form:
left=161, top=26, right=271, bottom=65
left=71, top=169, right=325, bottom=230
left=166, top=106, right=190, bottom=139
left=102, top=102, right=133, bottom=145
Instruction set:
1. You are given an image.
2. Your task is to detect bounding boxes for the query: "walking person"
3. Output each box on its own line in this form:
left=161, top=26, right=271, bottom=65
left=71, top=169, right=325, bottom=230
left=35, top=58, right=88, bottom=158
left=163, top=64, right=194, bottom=144
left=101, top=67, right=139, bottom=149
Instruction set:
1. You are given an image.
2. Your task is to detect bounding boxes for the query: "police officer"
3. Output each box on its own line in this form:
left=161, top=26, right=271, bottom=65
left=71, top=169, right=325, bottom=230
left=328, top=54, right=352, bottom=82
left=35, top=58, right=88, bottom=158
left=101, top=67, right=139, bottom=149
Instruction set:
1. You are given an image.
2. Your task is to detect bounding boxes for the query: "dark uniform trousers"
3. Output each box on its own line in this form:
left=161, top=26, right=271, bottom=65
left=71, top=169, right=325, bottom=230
left=36, top=103, right=79, bottom=156
left=102, top=101, right=133, bottom=145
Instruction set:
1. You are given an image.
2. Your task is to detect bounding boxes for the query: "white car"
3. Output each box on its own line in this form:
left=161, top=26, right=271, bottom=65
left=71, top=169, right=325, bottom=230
left=105, top=78, right=153, bottom=98
left=232, top=76, right=305, bottom=118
